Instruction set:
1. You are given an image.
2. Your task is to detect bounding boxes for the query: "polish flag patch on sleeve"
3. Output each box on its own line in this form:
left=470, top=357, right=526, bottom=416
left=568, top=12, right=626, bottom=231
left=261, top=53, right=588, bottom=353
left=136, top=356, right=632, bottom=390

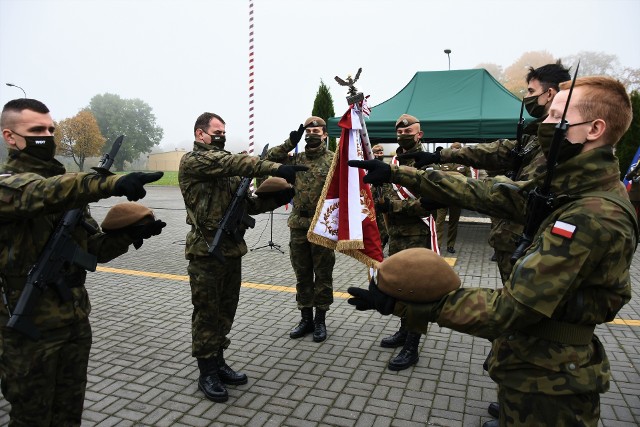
left=551, top=220, right=576, bottom=239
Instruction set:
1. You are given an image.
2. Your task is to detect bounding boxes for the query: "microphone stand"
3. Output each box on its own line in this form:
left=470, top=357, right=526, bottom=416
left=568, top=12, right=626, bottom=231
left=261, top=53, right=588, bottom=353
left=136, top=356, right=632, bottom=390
left=251, top=210, right=284, bottom=253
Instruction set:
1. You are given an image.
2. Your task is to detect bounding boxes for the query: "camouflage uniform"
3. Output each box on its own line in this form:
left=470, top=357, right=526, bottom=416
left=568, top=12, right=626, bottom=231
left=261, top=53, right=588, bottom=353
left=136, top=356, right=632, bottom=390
left=380, top=144, right=434, bottom=338
left=439, top=120, right=546, bottom=282
left=266, top=138, right=335, bottom=310
left=395, top=146, right=637, bottom=426
left=178, top=141, right=283, bottom=359
left=0, top=150, right=134, bottom=427
left=435, top=162, right=471, bottom=251
left=382, top=145, right=433, bottom=256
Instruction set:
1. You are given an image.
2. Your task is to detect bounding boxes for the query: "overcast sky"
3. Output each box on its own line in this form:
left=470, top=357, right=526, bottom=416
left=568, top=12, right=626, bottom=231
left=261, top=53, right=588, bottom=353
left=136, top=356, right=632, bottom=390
left=1, top=0, right=639, bottom=155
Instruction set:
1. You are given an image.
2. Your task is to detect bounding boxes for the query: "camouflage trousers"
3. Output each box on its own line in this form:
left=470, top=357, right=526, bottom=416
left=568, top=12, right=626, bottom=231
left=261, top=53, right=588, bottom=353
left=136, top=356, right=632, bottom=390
left=188, top=256, right=241, bottom=359
left=435, top=206, right=461, bottom=248
left=388, top=232, right=431, bottom=333
left=498, top=385, right=599, bottom=426
left=1, top=319, right=91, bottom=427
left=289, top=228, right=335, bottom=310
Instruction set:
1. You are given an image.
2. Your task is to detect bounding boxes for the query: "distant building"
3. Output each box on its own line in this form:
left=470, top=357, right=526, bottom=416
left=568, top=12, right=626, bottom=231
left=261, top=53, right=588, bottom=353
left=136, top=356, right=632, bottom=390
left=147, top=149, right=187, bottom=171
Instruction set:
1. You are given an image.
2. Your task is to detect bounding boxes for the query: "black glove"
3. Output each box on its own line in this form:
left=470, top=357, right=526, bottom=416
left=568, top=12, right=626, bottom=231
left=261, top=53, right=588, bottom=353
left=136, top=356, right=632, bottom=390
left=419, top=197, right=447, bottom=211
left=347, top=278, right=396, bottom=316
left=375, top=197, right=391, bottom=214
left=276, top=165, right=309, bottom=184
left=289, top=124, right=305, bottom=145
left=397, top=151, right=441, bottom=169
left=127, top=220, right=167, bottom=249
left=264, top=187, right=295, bottom=206
left=347, top=160, right=391, bottom=185
left=114, top=172, right=164, bottom=201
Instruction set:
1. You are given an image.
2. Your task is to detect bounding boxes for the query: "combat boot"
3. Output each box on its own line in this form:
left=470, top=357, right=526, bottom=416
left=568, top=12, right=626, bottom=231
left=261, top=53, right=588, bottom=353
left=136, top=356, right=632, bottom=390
left=197, top=357, right=228, bottom=402
left=380, top=329, right=408, bottom=348
left=217, top=349, right=248, bottom=385
left=487, top=402, right=499, bottom=418
left=387, top=332, right=421, bottom=371
left=313, top=309, right=327, bottom=342
left=482, top=420, right=499, bottom=427
left=290, top=307, right=314, bottom=339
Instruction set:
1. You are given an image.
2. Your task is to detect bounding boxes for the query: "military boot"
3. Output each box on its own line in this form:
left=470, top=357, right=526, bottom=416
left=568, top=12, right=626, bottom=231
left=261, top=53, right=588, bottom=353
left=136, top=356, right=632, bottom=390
left=290, top=307, right=314, bottom=339
left=313, top=309, right=327, bottom=342
left=217, top=349, right=248, bottom=385
left=487, top=402, right=499, bottom=418
left=387, top=332, right=421, bottom=371
left=380, top=329, right=408, bottom=348
left=197, top=357, right=228, bottom=402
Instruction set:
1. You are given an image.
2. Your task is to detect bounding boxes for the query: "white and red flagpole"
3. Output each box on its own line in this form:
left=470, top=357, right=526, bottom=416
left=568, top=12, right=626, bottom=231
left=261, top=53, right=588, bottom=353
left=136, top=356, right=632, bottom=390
left=248, top=0, right=255, bottom=158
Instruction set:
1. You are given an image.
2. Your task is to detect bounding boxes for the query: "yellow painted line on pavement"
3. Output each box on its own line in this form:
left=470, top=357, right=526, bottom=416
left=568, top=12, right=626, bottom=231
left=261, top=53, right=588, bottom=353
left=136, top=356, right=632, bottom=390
left=97, top=266, right=638, bottom=326
left=96, top=266, right=352, bottom=299
left=97, top=266, right=189, bottom=282
left=443, top=257, right=456, bottom=267
left=609, top=318, right=640, bottom=326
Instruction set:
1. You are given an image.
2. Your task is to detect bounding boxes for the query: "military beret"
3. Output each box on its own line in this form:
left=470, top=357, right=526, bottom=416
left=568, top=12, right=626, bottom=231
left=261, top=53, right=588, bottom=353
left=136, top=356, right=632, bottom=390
left=255, top=177, right=291, bottom=195
left=377, top=248, right=460, bottom=303
left=395, top=114, right=420, bottom=129
left=304, top=116, right=326, bottom=128
left=101, top=202, right=155, bottom=231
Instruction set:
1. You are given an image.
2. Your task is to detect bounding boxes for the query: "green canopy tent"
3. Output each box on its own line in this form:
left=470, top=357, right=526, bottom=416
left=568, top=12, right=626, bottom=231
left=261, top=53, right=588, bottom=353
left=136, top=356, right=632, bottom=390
left=328, top=69, right=532, bottom=145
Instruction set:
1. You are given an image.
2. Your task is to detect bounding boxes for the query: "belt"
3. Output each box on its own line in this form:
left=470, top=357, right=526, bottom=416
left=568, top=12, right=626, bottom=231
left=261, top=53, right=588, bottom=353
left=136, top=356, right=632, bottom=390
left=520, top=318, right=595, bottom=346
left=297, top=210, right=312, bottom=218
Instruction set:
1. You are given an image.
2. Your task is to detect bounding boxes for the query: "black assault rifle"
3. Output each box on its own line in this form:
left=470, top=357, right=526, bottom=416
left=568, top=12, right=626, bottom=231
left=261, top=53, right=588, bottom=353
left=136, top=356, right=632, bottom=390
left=208, top=144, right=269, bottom=263
left=510, top=64, right=580, bottom=264
left=6, top=135, right=124, bottom=340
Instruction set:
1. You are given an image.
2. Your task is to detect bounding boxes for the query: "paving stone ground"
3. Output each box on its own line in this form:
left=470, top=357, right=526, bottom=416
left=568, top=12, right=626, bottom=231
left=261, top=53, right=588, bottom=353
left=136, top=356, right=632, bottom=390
left=1, top=186, right=638, bottom=426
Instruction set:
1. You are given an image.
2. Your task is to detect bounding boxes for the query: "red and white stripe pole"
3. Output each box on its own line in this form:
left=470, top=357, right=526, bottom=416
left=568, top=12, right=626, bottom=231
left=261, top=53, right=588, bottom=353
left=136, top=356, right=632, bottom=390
left=248, top=0, right=255, bottom=158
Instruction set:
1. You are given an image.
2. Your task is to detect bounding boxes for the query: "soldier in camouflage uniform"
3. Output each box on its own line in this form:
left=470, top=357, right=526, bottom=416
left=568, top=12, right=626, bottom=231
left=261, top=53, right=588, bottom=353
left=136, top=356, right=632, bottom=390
left=374, top=114, right=437, bottom=371
left=266, top=116, right=335, bottom=343
left=395, top=64, right=571, bottom=423
left=371, top=144, right=389, bottom=249
left=178, top=112, right=304, bottom=403
left=0, top=98, right=164, bottom=426
left=349, top=76, right=637, bottom=427
left=406, top=63, right=571, bottom=284
left=435, top=142, right=471, bottom=254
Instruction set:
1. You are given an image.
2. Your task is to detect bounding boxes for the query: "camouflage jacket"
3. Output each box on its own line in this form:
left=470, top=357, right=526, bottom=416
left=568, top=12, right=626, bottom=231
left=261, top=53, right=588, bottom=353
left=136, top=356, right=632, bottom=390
left=179, top=141, right=283, bottom=258
left=0, top=150, right=132, bottom=332
left=439, top=162, right=471, bottom=177
left=266, top=138, right=334, bottom=230
left=377, top=144, right=432, bottom=237
left=391, top=163, right=529, bottom=222
left=439, top=120, right=547, bottom=253
left=402, top=146, right=637, bottom=395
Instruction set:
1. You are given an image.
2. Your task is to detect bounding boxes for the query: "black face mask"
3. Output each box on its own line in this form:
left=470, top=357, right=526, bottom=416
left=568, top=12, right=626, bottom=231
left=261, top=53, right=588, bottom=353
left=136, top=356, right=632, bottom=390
left=537, top=122, right=587, bottom=164
left=205, top=133, right=226, bottom=146
left=12, top=131, right=57, bottom=161
left=524, top=91, right=550, bottom=118
left=397, top=133, right=418, bottom=150
left=304, top=134, right=324, bottom=148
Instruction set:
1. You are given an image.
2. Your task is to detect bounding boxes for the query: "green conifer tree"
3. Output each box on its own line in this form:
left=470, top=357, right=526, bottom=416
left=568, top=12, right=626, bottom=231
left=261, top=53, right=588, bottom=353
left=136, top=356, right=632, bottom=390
left=311, top=80, right=337, bottom=152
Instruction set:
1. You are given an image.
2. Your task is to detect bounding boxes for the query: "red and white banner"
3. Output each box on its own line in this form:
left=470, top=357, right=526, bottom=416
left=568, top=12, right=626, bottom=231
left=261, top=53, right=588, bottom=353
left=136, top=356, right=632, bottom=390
left=307, top=104, right=383, bottom=267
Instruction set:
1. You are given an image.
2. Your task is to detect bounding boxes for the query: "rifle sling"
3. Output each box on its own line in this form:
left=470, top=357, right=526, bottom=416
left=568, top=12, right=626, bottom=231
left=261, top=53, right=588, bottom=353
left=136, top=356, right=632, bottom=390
left=185, top=206, right=213, bottom=251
